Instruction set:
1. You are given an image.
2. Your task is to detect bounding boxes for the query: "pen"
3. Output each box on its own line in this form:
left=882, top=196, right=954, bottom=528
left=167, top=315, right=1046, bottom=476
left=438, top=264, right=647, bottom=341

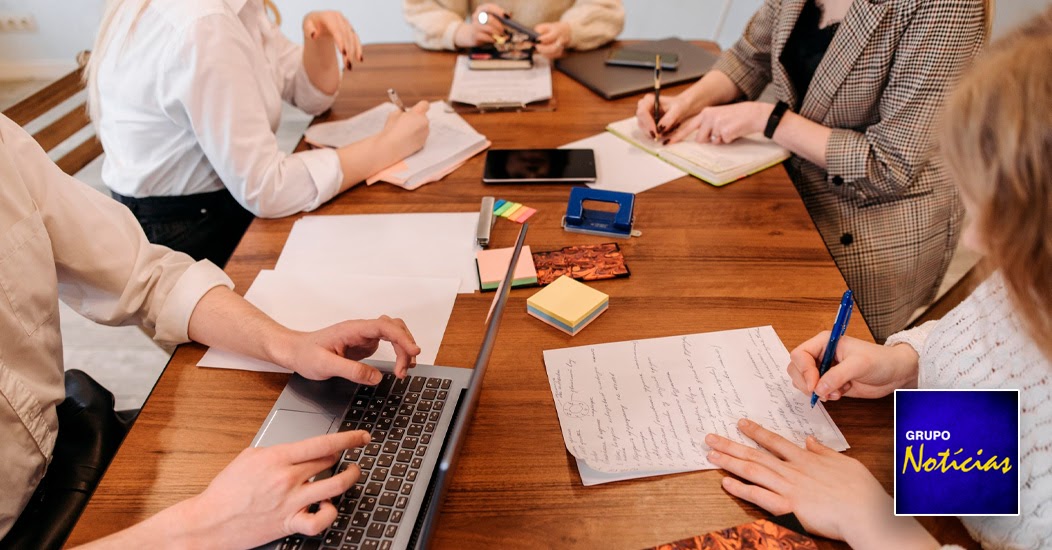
left=387, top=88, right=408, bottom=112
left=478, top=11, right=541, bottom=42
left=653, top=55, right=662, bottom=130
left=810, top=290, right=854, bottom=408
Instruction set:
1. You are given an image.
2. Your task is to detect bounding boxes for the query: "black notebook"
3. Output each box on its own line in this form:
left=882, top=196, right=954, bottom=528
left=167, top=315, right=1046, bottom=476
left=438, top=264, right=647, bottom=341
left=556, top=38, right=719, bottom=100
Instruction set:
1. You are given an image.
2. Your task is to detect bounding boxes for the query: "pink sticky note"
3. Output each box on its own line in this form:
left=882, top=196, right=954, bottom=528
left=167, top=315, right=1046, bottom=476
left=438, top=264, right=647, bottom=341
left=513, top=207, right=537, bottom=223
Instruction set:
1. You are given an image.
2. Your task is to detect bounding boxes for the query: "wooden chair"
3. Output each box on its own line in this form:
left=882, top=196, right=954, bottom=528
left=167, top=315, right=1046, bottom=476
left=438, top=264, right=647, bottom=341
left=2, top=52, right=103, bottom=176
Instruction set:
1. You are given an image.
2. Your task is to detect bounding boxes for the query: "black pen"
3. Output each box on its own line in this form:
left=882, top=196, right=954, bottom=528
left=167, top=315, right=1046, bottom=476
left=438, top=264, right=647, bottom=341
left=653, top=55, right=662, bottom=133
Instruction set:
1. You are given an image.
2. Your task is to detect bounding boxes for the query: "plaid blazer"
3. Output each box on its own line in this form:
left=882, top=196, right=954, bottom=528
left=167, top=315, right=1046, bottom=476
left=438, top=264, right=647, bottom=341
left=712, top=0, right=986, bottom=341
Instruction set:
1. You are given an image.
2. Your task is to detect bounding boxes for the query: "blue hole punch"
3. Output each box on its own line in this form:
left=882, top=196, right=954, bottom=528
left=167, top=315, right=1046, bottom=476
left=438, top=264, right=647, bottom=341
left=562, top=188, right=641, bottom=239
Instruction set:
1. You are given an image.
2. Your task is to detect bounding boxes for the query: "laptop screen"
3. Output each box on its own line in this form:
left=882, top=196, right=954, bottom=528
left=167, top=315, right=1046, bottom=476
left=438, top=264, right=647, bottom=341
left=414, top=223, right=528, bottom=546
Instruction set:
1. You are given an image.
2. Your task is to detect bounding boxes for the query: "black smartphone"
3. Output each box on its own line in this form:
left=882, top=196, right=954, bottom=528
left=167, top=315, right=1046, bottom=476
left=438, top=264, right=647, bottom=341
left=605, top=48, right=680, bottom=70
left=482, top=149, right=597, bottom=184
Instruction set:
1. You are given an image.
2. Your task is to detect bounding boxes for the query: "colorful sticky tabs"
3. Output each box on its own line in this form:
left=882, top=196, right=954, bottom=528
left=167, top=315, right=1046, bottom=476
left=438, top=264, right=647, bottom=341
left=493, top=199, right=536, bottom=224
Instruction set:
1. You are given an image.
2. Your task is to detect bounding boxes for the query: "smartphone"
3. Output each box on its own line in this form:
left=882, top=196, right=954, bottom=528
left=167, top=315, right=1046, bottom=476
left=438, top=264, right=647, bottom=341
left=605, top=48, right=680, bottom=70
left=483, top=149, right=596, bottom=184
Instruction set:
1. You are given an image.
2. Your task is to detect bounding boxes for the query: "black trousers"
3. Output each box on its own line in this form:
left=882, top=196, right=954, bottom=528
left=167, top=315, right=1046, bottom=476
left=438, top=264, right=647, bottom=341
left=112, top=188, right=254, bottom=268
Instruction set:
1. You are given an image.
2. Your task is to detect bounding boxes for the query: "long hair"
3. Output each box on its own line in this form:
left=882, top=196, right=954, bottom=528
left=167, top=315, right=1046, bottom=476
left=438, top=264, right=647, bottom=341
left=939, top=7, right=1052, bottom=360
left=85, top=0, right=281, bottom=123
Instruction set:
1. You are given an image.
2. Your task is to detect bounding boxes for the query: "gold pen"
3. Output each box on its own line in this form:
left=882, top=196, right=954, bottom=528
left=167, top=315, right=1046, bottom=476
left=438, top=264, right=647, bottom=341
left=387, top=88, right=408, bottom=112
left=653, top=55, right=662, bottom=130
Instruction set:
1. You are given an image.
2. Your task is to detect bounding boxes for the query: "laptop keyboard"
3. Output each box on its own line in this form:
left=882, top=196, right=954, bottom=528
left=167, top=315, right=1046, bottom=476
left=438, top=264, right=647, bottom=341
left=277, top=373, right=453, bottom=550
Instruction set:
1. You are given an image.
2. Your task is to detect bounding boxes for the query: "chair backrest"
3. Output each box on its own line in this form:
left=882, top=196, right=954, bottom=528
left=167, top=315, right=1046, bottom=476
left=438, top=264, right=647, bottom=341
left=2, top=55, right=103, bottom=177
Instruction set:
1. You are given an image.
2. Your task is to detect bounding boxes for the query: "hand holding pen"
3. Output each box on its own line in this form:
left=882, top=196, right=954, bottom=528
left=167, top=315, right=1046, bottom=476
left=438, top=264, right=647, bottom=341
left=810, top=290, right=853, bottom=407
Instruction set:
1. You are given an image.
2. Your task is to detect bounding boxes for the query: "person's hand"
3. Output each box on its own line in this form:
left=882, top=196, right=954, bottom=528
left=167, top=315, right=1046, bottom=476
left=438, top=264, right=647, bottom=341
left=635, top=93, right=700, bottom=141
left=535, top=21, right=572, bottom=59
left=272, top=315, right=421, bottom=384
left=174, top=431, right=371, bottom=548
left=303, top=11, right=362, bottom=70
left=787, top=333, right=920, bottom=402
left=376, top=100, right=431, bottom=161
left=454, top=3, right=507, bottom=48
left=706, top=419, right=939, bottom=550
left=665, top=101, right=773, bottom=145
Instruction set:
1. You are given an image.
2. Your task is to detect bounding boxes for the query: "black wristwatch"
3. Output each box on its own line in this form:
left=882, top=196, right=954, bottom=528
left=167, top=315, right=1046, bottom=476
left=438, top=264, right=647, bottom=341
left=764, top=101, right=791, bottom=139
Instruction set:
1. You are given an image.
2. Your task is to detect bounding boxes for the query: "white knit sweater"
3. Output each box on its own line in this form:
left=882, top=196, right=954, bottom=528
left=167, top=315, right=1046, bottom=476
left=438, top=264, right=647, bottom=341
left=886, top=274, right=1052, bottom=549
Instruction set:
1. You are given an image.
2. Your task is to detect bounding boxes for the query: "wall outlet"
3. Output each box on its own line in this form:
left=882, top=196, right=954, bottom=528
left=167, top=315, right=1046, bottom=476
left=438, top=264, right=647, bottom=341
left=0, top=14, right=37, bottom=33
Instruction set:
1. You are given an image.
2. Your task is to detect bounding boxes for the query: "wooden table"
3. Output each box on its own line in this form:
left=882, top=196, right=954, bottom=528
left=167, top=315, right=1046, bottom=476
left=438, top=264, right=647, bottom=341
left=69, top=43, right=975, bottom=549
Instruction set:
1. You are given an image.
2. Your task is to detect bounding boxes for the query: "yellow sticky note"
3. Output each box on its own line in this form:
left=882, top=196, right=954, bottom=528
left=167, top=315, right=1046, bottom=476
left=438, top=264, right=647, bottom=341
left=527, top=276, right=608, bottom=327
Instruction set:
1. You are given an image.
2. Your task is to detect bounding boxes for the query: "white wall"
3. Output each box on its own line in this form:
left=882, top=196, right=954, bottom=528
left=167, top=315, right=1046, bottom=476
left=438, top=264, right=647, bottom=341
left=0, top=0, right=104, bottom=78
left=1, top=0, right=1049, bottom=79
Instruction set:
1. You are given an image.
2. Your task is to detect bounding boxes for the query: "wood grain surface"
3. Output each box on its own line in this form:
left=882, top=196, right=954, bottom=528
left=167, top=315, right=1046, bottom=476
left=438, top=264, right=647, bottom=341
left=67, top=43, right=975, bottom=549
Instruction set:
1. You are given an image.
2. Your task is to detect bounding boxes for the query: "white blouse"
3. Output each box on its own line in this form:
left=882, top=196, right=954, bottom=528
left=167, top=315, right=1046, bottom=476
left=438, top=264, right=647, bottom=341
left=95, top=0, right=343, bottom=218
left=887, top=274, right=1052, bottom=549
left=0, top=114, right=232, bottom=537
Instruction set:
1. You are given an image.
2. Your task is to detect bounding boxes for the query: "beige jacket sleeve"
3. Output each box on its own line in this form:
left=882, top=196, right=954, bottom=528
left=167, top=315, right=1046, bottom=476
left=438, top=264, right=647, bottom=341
left=403, top=0, right=470, bottom=50
left=0, top=115, right=232, bottom=345
left=710, top=0, right=777, bottom=100
left=560, top=0, right=624, bottom=51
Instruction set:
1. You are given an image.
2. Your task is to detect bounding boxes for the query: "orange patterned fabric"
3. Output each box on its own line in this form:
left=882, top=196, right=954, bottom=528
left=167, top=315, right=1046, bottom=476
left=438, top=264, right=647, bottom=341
left=648, top=518, right=818, bottom=550
left=532, top=242, right=630, bottom=285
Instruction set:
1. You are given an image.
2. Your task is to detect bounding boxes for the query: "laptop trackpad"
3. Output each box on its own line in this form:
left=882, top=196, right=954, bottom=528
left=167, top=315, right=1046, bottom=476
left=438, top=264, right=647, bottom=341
left=257, top=409, right=336, bottom=447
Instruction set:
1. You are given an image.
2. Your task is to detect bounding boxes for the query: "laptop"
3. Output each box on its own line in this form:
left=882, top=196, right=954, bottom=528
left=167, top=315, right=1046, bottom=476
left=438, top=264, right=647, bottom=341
left=555, top=38, right=720, bottom=100
left=252, top=225, right=529, bottom=550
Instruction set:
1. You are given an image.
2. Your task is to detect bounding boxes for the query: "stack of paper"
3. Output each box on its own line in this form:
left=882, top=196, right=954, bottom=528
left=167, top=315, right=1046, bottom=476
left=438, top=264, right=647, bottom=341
left=606, top=117, right=790, bottom=187
left=476, top=246, right=538, bottom=291
left=449, top=55, right=552, bottom=109
left=198, top=271, right=460, bottom=372
left=305, top=101, right=490, bottom=190
left=542, top=326, right=849, bottom=486
left=560, top=132, right=686, bottom=194
left=197, top=212, right=483, bottom=374
left=527, top=276, right=608, bottom=335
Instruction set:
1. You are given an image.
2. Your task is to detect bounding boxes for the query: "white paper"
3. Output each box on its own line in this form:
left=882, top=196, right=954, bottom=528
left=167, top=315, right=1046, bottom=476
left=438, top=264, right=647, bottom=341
left=274, top=213, right=482, bottom=293
left=304, top=101, right=488, bottom=190
left=543, top=326, right=849, bottom=475
left=576, top=458, right=692, bottom=486
left=560, top=132, right=686, bottom=195
left=449, top=55, right=552, bottom=107
left=197, top=270, right=460, bottom=372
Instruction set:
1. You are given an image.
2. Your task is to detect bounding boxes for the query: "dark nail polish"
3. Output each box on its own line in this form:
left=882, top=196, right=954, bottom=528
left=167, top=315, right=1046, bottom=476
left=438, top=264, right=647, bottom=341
left=662, top=139, right=670, bottom=145
left=649, top=131, right=656, bottom=139
left=657, top=125, right=665, bottom=133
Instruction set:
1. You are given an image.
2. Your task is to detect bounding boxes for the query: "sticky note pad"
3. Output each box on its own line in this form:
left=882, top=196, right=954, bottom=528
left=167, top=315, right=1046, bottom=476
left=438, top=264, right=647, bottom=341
left=476, top=246, right=538, bottom=291
left=527, top=275, right=608, bottom=335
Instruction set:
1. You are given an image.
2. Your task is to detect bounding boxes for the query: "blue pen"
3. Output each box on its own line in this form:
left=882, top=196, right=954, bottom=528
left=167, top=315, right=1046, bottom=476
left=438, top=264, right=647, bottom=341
left=810, top=290, right=854, bottom=408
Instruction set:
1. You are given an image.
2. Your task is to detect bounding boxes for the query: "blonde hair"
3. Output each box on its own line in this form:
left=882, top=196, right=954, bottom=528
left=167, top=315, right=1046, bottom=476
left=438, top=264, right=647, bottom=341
left=939, top=7, right=1052, bottom=360
left=86, top=0, right=281, bottom=122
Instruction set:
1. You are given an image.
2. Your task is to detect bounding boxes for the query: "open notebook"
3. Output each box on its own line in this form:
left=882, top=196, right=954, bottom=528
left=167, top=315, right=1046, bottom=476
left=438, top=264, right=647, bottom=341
left=305, top=101, right=490, bottom=190
left=606, top=117, right=789, bottom=187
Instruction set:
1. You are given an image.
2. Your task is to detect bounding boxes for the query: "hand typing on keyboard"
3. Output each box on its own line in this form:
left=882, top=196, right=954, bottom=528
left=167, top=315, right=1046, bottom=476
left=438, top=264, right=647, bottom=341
left=81, top=431, right=373, bottom=548
left=269, top=315, right=421, bottom=384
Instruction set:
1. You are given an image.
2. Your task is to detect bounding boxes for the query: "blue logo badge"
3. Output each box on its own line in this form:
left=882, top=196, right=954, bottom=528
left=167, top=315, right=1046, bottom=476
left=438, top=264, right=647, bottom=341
left=894, top=389, right=1019, bottom=516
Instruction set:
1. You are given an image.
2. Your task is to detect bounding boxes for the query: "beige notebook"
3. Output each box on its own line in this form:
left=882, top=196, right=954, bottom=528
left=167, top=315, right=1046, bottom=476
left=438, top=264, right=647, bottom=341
left=606, top=117, right=790, bottom=186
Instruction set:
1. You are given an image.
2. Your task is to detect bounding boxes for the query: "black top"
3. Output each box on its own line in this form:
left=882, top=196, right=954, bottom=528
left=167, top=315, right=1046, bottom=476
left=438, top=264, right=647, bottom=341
left=780, top=0, right=840, bottom=108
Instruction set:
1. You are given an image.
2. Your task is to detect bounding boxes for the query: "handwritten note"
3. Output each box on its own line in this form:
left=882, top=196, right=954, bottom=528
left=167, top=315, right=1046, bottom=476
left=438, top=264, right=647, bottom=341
left=542, top=326, right=848, bottom=474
